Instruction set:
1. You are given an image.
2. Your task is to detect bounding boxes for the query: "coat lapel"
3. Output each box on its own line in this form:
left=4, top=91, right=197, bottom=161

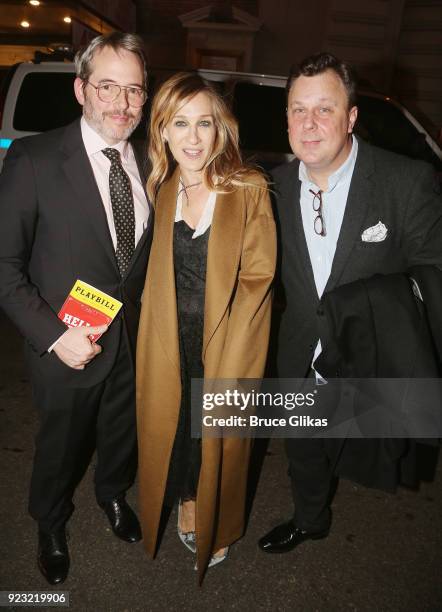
left=203, top=187, right=245, bottom=358
left=290, top=172, right=319, bottom=300
left=60, top=121, right=119, bottom=272
left=325, top=140, right=375, bottom=292
left=149, top=168, right=181, bottom=372
left=278, top=162, right=318, bottom=301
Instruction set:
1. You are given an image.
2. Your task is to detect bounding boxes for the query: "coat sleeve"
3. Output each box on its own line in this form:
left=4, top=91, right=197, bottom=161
left=215, top=180, right=277, bottom=379
left=402, top=161, right=442, bottom=269
left=0, top=139, right=67, bottom=354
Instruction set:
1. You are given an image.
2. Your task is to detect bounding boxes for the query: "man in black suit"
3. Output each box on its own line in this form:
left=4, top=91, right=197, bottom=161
left=258, top=52, right=442, bottom=554
left=0, top=33, right=153, bottom=583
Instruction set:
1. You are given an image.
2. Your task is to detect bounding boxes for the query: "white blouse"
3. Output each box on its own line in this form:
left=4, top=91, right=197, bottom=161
left=174, top=182, right=217, bottom=239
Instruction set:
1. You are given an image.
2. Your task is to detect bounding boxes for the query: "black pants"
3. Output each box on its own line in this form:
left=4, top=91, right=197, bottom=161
left=285, top=436, right=332, bottom=532
left=29, top=337, right=136, bottom=533
left=284, top=375, right=338, bottom=532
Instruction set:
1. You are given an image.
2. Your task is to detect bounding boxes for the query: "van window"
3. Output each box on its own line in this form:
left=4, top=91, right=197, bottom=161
left=232, top=82, right=291, bottom=154
left=13, top=72, right=81, bottom=132
left=356, top=94, right=441, bottom=169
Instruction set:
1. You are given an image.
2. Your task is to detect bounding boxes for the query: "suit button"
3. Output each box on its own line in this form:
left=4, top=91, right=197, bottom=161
left=317, top=307, right=324, bottom=316
left=309, top=344, right=314, bottom=351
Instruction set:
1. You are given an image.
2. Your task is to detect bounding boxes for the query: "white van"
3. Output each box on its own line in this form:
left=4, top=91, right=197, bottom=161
left=1, top=62, right=441, bottom=177
left=0, top=62, right=79, bottom=170
left=197, top=69, right=442, bottom=175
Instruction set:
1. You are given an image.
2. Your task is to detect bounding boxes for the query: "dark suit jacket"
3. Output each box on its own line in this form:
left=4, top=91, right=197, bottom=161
left=271, top=138, right=442, bottom=379
left=0, top=119, right=153, bottom=388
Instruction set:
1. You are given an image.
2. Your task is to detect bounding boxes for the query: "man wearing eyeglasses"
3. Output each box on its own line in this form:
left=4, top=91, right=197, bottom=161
left=0, top=33, right=153, bottom=584
left=259, top=52, right=441, bottom=555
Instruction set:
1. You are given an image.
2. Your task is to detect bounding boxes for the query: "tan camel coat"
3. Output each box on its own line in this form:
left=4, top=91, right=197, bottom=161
left=136, top=167, right=276, bottom=581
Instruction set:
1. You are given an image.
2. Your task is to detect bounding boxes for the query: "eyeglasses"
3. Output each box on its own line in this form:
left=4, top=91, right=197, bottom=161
left=85, top=81, right=147, bottom=107
left=309, top=188, right=326, bottom=236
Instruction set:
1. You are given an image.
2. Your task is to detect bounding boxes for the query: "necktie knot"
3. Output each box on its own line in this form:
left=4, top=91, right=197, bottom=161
left=102, top=148, right=121, bottom=164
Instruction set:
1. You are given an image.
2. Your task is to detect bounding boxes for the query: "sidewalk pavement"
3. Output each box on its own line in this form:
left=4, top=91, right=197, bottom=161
left=1, top=313, right=441, bottom=611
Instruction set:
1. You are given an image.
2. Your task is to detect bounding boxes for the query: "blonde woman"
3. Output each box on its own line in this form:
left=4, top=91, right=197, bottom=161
left=136, top=72, right=276, bottom=581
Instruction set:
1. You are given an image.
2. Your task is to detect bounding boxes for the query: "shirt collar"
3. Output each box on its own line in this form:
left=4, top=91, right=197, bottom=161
left=298, top=135, right=358, bottom=192
left=80, top=116, right=130, bottom=161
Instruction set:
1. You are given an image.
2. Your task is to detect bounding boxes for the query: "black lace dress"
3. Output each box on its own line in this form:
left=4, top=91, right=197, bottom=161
left=163, top=219, right=210, bottom=506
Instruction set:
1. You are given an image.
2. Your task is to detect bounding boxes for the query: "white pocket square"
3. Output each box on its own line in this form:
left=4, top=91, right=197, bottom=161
left=361, top=221, right=388, bottom=242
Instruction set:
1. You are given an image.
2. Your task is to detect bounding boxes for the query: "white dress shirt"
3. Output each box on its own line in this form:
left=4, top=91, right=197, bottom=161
left=80, top=117, right=149, bottom=248
left=299, top=135, right=358, bottom=376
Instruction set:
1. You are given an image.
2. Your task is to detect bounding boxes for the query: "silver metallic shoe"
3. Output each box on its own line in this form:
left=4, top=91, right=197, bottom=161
left=177, top=503, right=196, bottom=554
left=208, top=546, right=229, bottom=568
left=194, top=546, right=229, bottom=570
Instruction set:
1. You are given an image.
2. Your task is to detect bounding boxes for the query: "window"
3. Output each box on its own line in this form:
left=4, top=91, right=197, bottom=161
left=232, top=82, right=291, bottom=154
left=356, top=95, right=441, bottom=170
left=13, top=72, right=81, bottom=132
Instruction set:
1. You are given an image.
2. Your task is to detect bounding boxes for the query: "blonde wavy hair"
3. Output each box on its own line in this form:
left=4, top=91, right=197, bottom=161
left=146, top=72, right=261, bottom=202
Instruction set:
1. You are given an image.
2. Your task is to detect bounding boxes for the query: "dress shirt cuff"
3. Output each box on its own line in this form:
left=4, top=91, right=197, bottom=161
left=48, top=329, right=69, bottom=353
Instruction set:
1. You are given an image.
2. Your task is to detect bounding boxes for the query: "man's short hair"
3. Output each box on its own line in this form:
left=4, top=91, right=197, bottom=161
left=74, top=32, right=148, bottom=87
left=286, top=52, right=357, bottom=108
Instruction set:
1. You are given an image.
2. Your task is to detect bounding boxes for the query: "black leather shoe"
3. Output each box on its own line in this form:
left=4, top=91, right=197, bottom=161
left=100, top=497, right=142, bottom=543
left=258, top=519, right=329, bottom=553
left=38, top=529, right=70, bottom=585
